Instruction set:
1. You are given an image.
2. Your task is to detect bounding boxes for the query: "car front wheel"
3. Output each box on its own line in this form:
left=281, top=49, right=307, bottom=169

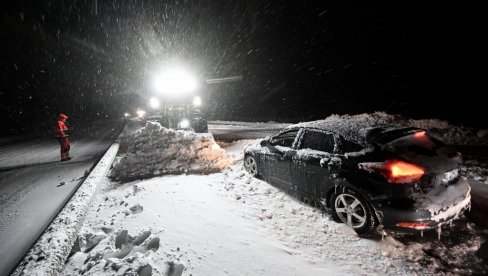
left=244, top=155, right=258, bottom=177
left=331, top=188, right=377, bottom=234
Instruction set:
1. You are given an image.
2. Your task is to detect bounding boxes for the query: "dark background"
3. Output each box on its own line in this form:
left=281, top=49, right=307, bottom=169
left=0, top=0, right=482, bottom=135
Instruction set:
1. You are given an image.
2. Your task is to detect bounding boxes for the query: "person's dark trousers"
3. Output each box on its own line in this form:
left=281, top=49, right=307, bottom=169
left=58, top=137, right=71, bottom=160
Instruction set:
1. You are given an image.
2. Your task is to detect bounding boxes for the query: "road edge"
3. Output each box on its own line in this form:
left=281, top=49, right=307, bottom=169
left=11, top=143, right=120, bottom=276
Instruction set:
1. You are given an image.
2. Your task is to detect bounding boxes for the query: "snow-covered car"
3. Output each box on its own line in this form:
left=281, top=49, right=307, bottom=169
left=243, top=119, right=471, bottom=234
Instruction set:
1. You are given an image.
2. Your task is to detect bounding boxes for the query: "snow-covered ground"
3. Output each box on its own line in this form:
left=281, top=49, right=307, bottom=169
left=61, top=120, right=488, bottom=275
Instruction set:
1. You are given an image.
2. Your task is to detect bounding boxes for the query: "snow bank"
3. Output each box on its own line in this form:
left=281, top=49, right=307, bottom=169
left=110, top=121, right=233, bottom=183
left=13, top=144, right=119, bottom=276
left=324, top=112, right=488, bottom=145
left=463, top=159, right=488, bottom=185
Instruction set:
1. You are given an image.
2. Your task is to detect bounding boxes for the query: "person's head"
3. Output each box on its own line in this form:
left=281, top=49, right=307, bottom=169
left=58, top=114, right=68, bottom=122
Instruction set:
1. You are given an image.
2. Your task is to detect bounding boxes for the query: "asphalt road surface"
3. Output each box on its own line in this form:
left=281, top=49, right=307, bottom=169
left=0, top=121, right=124, bottom=276
left=208, top=120, right=289, bottom=141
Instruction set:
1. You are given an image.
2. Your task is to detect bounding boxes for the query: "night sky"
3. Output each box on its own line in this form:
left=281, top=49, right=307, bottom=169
left=0, top=1, right=482, bottom=134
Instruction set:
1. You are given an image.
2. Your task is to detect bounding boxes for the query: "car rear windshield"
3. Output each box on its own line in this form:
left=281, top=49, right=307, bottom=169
left=386, top=132, right=452, bottom=157
left=367, top=126, right=419, bottom=144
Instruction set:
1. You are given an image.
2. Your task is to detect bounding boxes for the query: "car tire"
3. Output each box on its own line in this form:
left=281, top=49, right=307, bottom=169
left=244, top=155, right=259, bottom=177
left=330, top=187, right=377, bottom=234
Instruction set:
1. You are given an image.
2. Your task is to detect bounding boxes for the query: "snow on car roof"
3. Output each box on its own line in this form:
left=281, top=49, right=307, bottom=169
left=285, top=119, right=420, bottom=146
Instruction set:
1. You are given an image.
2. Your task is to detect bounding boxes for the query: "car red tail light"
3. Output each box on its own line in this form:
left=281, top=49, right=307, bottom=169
left=358, top=160, right=425, bottom=184
left=386, top=161, right=425, bottom=183
left=395, top=222, right=429, bottom=230
left=413, top=131, right=426, bottom=138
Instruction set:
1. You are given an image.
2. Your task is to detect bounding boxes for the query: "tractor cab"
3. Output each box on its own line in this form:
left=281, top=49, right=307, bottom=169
left=148, top=67, right=208, bottom=133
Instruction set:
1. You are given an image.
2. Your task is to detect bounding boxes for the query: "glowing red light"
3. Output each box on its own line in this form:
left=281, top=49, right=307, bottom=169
left=413, top=131, right=426, bottom=138
left=386, top=161, right=425, bottom=183
left=389, top=161, right=424, bottom=177
left=395, top=222, right=429, bottom=229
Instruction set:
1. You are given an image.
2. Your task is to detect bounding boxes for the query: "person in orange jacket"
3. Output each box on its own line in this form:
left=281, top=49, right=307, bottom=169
left=55, top=114, right=72, bottom=161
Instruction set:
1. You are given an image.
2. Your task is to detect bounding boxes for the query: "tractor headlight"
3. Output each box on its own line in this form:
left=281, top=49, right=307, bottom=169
left=149, top=97, right=160, bottom=109
left=153, top=68, right=197, bottom=96
left=179, top=119, right=190, bottom=129
left=136, top=109, right=146, bottom=118
left=193, top=96, right=202, bottom=107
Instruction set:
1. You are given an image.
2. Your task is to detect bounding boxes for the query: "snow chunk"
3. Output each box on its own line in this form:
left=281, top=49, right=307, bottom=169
left=110, top=121, right=233, bottom=183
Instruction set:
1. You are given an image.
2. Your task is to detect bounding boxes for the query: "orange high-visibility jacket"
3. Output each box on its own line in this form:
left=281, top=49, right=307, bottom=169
left=55, top=114, right=68, bottom=137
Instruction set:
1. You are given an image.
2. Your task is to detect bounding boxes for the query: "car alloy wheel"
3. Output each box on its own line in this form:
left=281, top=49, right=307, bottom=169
left=331, top=188, right=377, bottom=234
left=244, top=155, right=258, bottom=176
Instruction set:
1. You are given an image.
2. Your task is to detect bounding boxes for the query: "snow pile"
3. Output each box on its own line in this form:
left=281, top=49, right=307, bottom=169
left=462, top=159, right=488, bottom=184
left=324, top=112, right=488, bottom=145
left=110, top=121, right=233, bottom=182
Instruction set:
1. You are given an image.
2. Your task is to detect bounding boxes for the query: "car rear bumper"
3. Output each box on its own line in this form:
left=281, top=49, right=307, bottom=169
left=376, top=177, right=471, bottom=232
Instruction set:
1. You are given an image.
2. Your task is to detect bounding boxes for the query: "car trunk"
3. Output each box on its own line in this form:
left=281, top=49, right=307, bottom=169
left=384, top=131, right=462, bottom=192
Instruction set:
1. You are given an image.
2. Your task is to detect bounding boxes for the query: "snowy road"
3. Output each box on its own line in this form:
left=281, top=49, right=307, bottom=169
left=208, top=120, right=289, bottom=141
left=0, top=121, right=124, bottom=276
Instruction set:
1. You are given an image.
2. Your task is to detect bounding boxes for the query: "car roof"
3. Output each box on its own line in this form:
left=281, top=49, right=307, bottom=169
left=285, top=119, right=421, bottom=146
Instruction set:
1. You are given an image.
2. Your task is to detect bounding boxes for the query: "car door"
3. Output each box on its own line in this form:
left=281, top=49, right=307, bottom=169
left=291, top=129, right=337, bottom=201
left=263, top=129, right=299, bottom=190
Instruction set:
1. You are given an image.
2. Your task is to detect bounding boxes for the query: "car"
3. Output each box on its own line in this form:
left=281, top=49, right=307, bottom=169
left=243, top=119, right=471, bottom=234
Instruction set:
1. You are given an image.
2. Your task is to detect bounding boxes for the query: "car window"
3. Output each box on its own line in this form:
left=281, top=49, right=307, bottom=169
left=300, top=130, right=335, bottom=152
left=270, top=129, right=299, bottom=148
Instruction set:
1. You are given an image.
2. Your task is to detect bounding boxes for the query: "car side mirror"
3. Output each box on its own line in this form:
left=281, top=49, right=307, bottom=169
left=260, top=139, right=268, bottom=147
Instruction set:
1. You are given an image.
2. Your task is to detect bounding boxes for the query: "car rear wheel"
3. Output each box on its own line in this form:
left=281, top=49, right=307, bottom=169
left=331, top=188, right=377, bottom=234
left=244, top=155, right=258, bottom=177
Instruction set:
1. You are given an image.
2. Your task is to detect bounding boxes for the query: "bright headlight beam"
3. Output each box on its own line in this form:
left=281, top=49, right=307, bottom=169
left=149, top=97, right=160, bottom=109
left=153, top=68, right=197, bottom=95
left=137, top=109, right=146, bottom=118
left=179, top=119, right=190, bottom=128
left=193, top=96, right=202, bottom=107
